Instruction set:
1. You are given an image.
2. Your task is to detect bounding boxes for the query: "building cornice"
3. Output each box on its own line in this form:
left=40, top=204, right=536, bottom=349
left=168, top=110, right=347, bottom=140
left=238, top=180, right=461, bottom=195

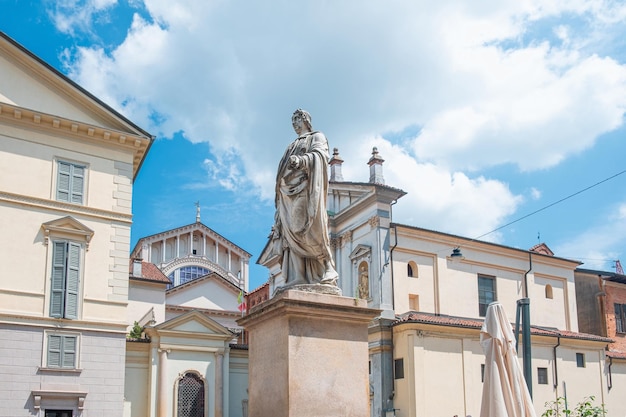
left=0, top=101, right=151, bottom=179
left=0, top=190, right=133, bottom=223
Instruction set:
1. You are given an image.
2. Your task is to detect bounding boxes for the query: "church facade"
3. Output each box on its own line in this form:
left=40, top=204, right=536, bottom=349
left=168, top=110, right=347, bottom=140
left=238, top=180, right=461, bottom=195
left=259, top=148, right=614, bottom=417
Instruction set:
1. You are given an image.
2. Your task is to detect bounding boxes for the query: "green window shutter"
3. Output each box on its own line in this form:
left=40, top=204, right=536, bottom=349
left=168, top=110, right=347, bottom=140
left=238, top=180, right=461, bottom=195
left=61, top=335, right=77, bottom=368
left=47, top=335, right=62, bottom=367
left=70, top=165, right=84, bottom=204
left=50, top=242, right=67, bottom=318
left=57, top=162, right=71, bottom=202
left=64, top=242, right=81, bottom=319
left=56, top=161, right=85, bottom=204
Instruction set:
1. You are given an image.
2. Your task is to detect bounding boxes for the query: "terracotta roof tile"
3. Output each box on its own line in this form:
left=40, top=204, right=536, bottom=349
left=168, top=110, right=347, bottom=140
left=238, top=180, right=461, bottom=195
left=394, top=311, right=613, bottom=343
left=129, top=261, right=171, bottom=284
left=607, top=350, right=626, bottom=359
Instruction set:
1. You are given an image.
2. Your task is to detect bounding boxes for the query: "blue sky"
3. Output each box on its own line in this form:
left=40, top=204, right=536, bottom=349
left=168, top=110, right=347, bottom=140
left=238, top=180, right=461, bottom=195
left=3, top=0, right=626, bottom=290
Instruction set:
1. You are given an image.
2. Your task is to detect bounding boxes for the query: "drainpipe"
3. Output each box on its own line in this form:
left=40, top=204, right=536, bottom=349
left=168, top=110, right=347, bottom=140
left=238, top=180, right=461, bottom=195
left=607, top=356, right=613, bottom=391
left=521, top=252, right=533, bottom=398
left=386, top=199, right=399, bottom=416
left=552, top=336, right=560, bottom=390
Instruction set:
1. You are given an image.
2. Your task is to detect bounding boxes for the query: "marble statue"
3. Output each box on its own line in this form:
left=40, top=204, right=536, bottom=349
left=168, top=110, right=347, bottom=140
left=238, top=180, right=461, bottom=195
left=271, top=109, right=339, bottom=293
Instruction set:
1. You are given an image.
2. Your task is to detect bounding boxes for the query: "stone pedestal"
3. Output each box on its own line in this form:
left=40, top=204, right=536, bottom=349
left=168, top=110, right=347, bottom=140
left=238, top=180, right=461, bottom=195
left=237, top=290, right=381, bottom=417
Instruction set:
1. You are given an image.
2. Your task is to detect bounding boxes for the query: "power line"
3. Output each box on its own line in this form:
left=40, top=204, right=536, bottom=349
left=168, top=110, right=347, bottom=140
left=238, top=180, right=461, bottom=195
left=473, top=168, right=626, bottom=241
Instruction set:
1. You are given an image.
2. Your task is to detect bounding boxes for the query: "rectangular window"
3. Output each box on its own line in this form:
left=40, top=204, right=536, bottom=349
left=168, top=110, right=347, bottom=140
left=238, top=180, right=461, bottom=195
left=394, top=358, right=404, bottom=379
left=478, top=275, right=496, bottom=317
left=481, top=364, right=485, bottom=382
left=615, top=304, right=626, bottom=334
left=57, top=161, right=85, bottom=204
left=45, top=410, right=73, bottom=417
left=538, top=367, right=548, bottom=384
left=576, top=353, right=585, bottom=368
left=47, top=334, right=77, bottom=369
left=50, top=241, right=81, bottom=319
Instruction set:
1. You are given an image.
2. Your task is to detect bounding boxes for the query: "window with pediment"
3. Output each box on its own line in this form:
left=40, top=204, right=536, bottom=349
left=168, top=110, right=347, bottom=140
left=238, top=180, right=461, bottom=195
left=41, top=217, right=93, bottom=320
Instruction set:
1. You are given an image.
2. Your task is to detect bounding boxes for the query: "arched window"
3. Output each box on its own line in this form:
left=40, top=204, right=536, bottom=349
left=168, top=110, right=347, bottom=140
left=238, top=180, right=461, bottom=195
left=545, top=284, right=553, bottom=299
left=407, top=262, right=418, bottom=278
left=168, top=266, right=210, bottom=288
left=177, top=372, right=205, bottom=417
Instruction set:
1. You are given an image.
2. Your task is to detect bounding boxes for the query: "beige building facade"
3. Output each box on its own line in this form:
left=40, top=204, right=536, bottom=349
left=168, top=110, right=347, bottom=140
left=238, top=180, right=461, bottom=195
left=0, top=31, right=152, bottom=416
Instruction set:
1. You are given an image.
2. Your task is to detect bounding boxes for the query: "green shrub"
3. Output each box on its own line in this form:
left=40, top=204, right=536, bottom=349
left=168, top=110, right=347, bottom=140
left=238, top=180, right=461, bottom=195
left=542, top=396, right=606, bottom=417
left=129, top=321, right=143, bottom=339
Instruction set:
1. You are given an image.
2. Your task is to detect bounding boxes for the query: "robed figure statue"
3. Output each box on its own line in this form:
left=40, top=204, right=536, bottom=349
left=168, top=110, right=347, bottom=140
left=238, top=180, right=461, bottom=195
left=271, top=109, right=339, bottom=291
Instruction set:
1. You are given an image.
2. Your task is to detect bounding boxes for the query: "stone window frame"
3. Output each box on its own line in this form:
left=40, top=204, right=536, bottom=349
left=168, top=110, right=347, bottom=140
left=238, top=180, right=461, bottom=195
left=174, top=370, right=209, bottom=417
left=54, top=158, right=89, bottom=205
left=40, top=329, right=82, bottom=372
left=41, top=217, right=93, bottom=321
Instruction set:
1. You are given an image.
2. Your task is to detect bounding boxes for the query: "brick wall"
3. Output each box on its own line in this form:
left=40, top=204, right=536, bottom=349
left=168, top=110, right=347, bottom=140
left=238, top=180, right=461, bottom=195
left=605, top=281, right=626, bottom=352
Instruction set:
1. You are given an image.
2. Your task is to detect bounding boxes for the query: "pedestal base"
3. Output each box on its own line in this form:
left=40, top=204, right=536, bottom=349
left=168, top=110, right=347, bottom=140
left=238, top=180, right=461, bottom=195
left=238, top=290, right=381, bottom=417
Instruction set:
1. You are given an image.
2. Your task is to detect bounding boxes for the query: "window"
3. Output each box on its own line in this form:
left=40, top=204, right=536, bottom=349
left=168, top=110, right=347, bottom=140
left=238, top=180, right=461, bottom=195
left=407, top=261, right=418, bottom=278
left=168, top=266, right=210, bottom=288
left=46, top=334, right=77, bottom=369
left=394, top=358, right=404, bottom=379
left=576, top=353, right=585, bottom=368
left=45, top=411, right=73, bottom=417
left=478, top=275, right=496, bottom=317
left=409, top=294, right=419, bottom=311
left=56, top=161, right=85, bottom=204
left=50, top=241, right=81, bottom=319
left=538, top=367, right=548, bottom=384
left=545, top=284, right=553, bottom=299
left=177, top=372, right=205, bottom=417
left=481, top=364, right=485, bottom=382
left=615, top=304, right=626, bottom=334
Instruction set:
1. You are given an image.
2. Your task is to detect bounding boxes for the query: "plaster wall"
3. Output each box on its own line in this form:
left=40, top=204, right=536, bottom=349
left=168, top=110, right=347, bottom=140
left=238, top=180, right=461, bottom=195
left=0, top=129, right=133, bottom=213
left=124, top=342, right=150, bottom=417
left=228, top=351, right=249, bottom=417
left=551, top=345, right=607, bottom=410
left=605, top=359, right=626, bottom=416
left=0, top=325, right=126, bottom=417
left=166, top=279, right=239, bottom=311
left=392, top=232, right=577, bottom=331
left=0, top=55, right=107, bottom=126
left=128, top=282, right=166, bottom=325
left=0, top=203, right=129, bottom=322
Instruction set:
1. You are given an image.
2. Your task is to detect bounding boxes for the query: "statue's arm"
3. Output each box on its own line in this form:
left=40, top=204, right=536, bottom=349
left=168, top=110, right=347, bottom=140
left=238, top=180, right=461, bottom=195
left=289, top=133, right=329, bottom=171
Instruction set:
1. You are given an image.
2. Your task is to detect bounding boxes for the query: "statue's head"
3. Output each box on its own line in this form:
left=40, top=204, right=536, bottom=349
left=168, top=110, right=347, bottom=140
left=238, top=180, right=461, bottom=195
left=292, top=109, right=313, bottom=133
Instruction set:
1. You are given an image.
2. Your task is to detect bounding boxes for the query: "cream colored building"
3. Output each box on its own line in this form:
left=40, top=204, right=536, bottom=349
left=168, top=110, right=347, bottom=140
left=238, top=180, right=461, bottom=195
left=260, top=148, right=613, bottom=417
left=0, top=31, right=152, bottom=417
left=124, top=220, right=251, bottom=417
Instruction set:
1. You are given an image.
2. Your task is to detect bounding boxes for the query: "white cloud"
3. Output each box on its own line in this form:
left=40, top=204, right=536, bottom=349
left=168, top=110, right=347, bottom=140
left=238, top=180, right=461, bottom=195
left=530, top=187, right=541, bottom=200
left=554, top=202, right=626, bottom=270
left=51, top=0, right=626, bottom=244
left=48, top=0, right=118, bottom=36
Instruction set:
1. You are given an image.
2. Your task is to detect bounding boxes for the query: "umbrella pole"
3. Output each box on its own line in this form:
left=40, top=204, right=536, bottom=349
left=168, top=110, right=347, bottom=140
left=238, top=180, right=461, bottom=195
left=519, top=297, right=533, bottom=399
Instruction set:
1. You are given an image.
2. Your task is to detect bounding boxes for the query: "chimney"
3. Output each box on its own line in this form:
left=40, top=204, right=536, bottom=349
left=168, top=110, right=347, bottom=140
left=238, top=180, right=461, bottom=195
left=368, top=147, right=385, bottom=184
left=329, top=148, right=344, bottom=181
left=132, top=258, right=143, bottom=278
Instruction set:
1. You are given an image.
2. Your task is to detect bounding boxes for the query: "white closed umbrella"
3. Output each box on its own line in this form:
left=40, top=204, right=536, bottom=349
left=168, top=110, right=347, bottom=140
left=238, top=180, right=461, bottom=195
left=480, top=302, right=536, bottom=417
